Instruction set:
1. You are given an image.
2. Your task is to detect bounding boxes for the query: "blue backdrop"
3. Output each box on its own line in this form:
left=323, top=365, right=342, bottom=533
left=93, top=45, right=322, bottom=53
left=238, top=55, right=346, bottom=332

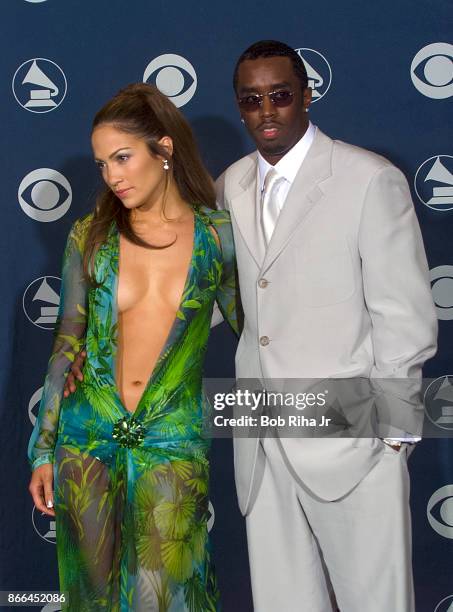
left=1, top=1, right=452, bottom=610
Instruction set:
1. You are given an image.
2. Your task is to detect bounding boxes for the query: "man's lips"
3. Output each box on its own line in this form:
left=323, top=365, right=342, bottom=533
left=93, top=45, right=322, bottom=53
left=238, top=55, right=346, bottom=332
left=258, top=124, right=281, bottom=139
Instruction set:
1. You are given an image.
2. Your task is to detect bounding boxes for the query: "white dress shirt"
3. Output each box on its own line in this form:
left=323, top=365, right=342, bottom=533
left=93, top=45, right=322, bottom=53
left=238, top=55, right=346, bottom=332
left=258, top=121, right=316, bottom=212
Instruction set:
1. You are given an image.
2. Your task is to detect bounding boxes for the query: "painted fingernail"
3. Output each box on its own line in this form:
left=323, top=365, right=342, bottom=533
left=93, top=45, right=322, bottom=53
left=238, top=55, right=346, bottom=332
left=46, top=500, right=54, bottom=508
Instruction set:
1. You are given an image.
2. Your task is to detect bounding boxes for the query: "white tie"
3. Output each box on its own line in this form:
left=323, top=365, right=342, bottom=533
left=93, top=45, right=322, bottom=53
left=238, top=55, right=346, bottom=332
left=261, top=168, right=285, bottom=245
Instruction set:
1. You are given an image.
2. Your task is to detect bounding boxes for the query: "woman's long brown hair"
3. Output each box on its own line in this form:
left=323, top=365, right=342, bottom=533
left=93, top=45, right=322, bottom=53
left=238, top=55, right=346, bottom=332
left=83, top=83, right=216, bottom=281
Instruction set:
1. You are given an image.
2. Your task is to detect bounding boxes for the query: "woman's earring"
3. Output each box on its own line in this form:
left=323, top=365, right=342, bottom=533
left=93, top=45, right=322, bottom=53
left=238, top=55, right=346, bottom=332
left=240, top=117, right=245, bottom=124
left=163, top=159, right=170, bottom=170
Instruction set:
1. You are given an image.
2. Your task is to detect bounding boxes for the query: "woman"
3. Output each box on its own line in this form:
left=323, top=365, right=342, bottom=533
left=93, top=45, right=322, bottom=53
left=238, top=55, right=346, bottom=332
left=28, top=83, right=238, bottom=611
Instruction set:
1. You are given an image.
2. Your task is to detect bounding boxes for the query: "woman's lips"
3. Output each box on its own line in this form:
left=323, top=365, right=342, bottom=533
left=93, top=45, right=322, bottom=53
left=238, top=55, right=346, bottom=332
left=116, top=188, right=132, bottom=198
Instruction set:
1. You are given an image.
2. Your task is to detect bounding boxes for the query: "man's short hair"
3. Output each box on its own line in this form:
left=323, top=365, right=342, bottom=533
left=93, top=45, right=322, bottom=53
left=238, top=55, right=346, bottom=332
left=233, top=40, right=309, bottom=93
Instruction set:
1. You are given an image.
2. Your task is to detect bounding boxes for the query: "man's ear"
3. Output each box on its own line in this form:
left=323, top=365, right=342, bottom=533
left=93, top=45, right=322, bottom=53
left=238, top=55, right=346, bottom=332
left=303, top=87, right=312, bottom=112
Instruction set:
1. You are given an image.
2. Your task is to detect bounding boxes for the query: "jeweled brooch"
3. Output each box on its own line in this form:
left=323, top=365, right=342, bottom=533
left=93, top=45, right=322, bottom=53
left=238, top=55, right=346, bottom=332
left=112, top=416, right=145, bottom=448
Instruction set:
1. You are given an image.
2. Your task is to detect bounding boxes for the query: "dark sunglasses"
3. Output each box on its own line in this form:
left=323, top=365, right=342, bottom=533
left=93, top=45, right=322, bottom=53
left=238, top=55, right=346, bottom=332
left=237, top=89, right=295, bottom=112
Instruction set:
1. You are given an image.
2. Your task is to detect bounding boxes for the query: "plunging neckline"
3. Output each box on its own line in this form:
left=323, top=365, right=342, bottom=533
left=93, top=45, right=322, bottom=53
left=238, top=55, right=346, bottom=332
left=113, top=210, right=199, bottom=418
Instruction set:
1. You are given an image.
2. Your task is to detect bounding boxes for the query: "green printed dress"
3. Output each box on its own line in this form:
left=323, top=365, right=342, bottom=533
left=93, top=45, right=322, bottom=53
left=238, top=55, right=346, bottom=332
left=28, top=206, right=238, bottom=611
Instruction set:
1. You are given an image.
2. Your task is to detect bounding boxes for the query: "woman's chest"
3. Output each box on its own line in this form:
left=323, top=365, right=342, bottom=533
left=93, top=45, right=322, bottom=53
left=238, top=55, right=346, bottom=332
left=117, top=233, right=194, bottom=314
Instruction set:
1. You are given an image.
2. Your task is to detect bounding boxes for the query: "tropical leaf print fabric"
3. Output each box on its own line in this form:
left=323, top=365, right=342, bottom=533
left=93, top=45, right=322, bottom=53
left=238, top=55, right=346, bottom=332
left=28, top=207, right=238, bottom=611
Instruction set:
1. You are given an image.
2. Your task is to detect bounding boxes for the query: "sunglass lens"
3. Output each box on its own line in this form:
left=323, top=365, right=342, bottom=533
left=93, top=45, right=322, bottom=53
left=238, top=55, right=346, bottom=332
left=270, top=91, right=294, bottom=107
left=238, top=96, right=261, bottom=112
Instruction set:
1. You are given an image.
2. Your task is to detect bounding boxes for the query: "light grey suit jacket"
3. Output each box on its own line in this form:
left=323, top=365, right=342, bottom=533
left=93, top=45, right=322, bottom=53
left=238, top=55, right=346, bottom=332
left=216, top=128, right=437, bottom=515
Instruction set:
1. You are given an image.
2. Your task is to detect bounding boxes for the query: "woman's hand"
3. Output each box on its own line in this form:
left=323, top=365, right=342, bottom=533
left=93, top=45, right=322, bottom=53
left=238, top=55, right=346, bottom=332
left=29, top=463, right=55, bottom=517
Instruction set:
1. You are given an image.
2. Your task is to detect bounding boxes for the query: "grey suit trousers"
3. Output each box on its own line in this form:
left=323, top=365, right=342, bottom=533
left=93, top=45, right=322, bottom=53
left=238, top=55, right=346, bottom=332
left=245, top=437, right=414, bottom=612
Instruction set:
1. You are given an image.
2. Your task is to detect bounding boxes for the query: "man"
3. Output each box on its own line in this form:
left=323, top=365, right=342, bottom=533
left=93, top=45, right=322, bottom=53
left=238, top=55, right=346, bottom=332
left=214, top=40, right=437, bottom=611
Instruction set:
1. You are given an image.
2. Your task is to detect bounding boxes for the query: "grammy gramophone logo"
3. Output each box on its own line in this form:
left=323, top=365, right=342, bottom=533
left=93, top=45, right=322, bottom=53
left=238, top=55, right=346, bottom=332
left=424, top=376, right=453, bottom=430
left=12, top=58, right=67, bottom=113
left=295, top=48, right=332, bottom=102
left=31, top=505, right=56, bottom=544
left=23, top=276, right=61, bottom=330
left=415, top=155, right=453, bottom=212
left=28, top=387, right=43, bottom=426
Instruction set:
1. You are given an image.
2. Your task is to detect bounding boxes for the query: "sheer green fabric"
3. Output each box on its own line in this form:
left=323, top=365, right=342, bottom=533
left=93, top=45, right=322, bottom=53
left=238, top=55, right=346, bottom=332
left=28, top=207, right=238, bottom=611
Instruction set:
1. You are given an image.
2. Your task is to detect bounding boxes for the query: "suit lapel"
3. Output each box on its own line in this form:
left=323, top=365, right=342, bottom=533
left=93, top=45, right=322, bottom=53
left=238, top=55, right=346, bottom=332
left=229, top=154, right=266, bottom=267
left=261, top=129, right=334, bottom=274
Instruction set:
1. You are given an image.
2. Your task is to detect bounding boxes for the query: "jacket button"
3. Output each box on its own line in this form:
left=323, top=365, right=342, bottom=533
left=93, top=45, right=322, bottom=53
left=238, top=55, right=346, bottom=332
left=258, top=278, right=268, bottom=288
left=260, top=336, right=270, bottom=346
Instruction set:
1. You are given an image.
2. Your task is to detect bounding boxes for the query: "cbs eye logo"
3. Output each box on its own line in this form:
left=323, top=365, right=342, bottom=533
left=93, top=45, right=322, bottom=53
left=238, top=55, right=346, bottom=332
left=143, top=53, right=197, bottom=107
left=429, top=266, right=453, bottom=321
left=427, top=485, right=453, bottom=539
left=207, top=500, right=215, bottom=532
left=434, top=594, right=453, bottom=612
left=18, top=168, right=72, bottom=222
left=411, top=43, right=453, bottom=99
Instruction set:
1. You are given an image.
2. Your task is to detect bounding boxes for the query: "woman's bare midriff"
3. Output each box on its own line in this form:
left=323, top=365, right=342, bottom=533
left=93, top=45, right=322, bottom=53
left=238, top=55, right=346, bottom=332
left=116, top=213, right=194, bottom=413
